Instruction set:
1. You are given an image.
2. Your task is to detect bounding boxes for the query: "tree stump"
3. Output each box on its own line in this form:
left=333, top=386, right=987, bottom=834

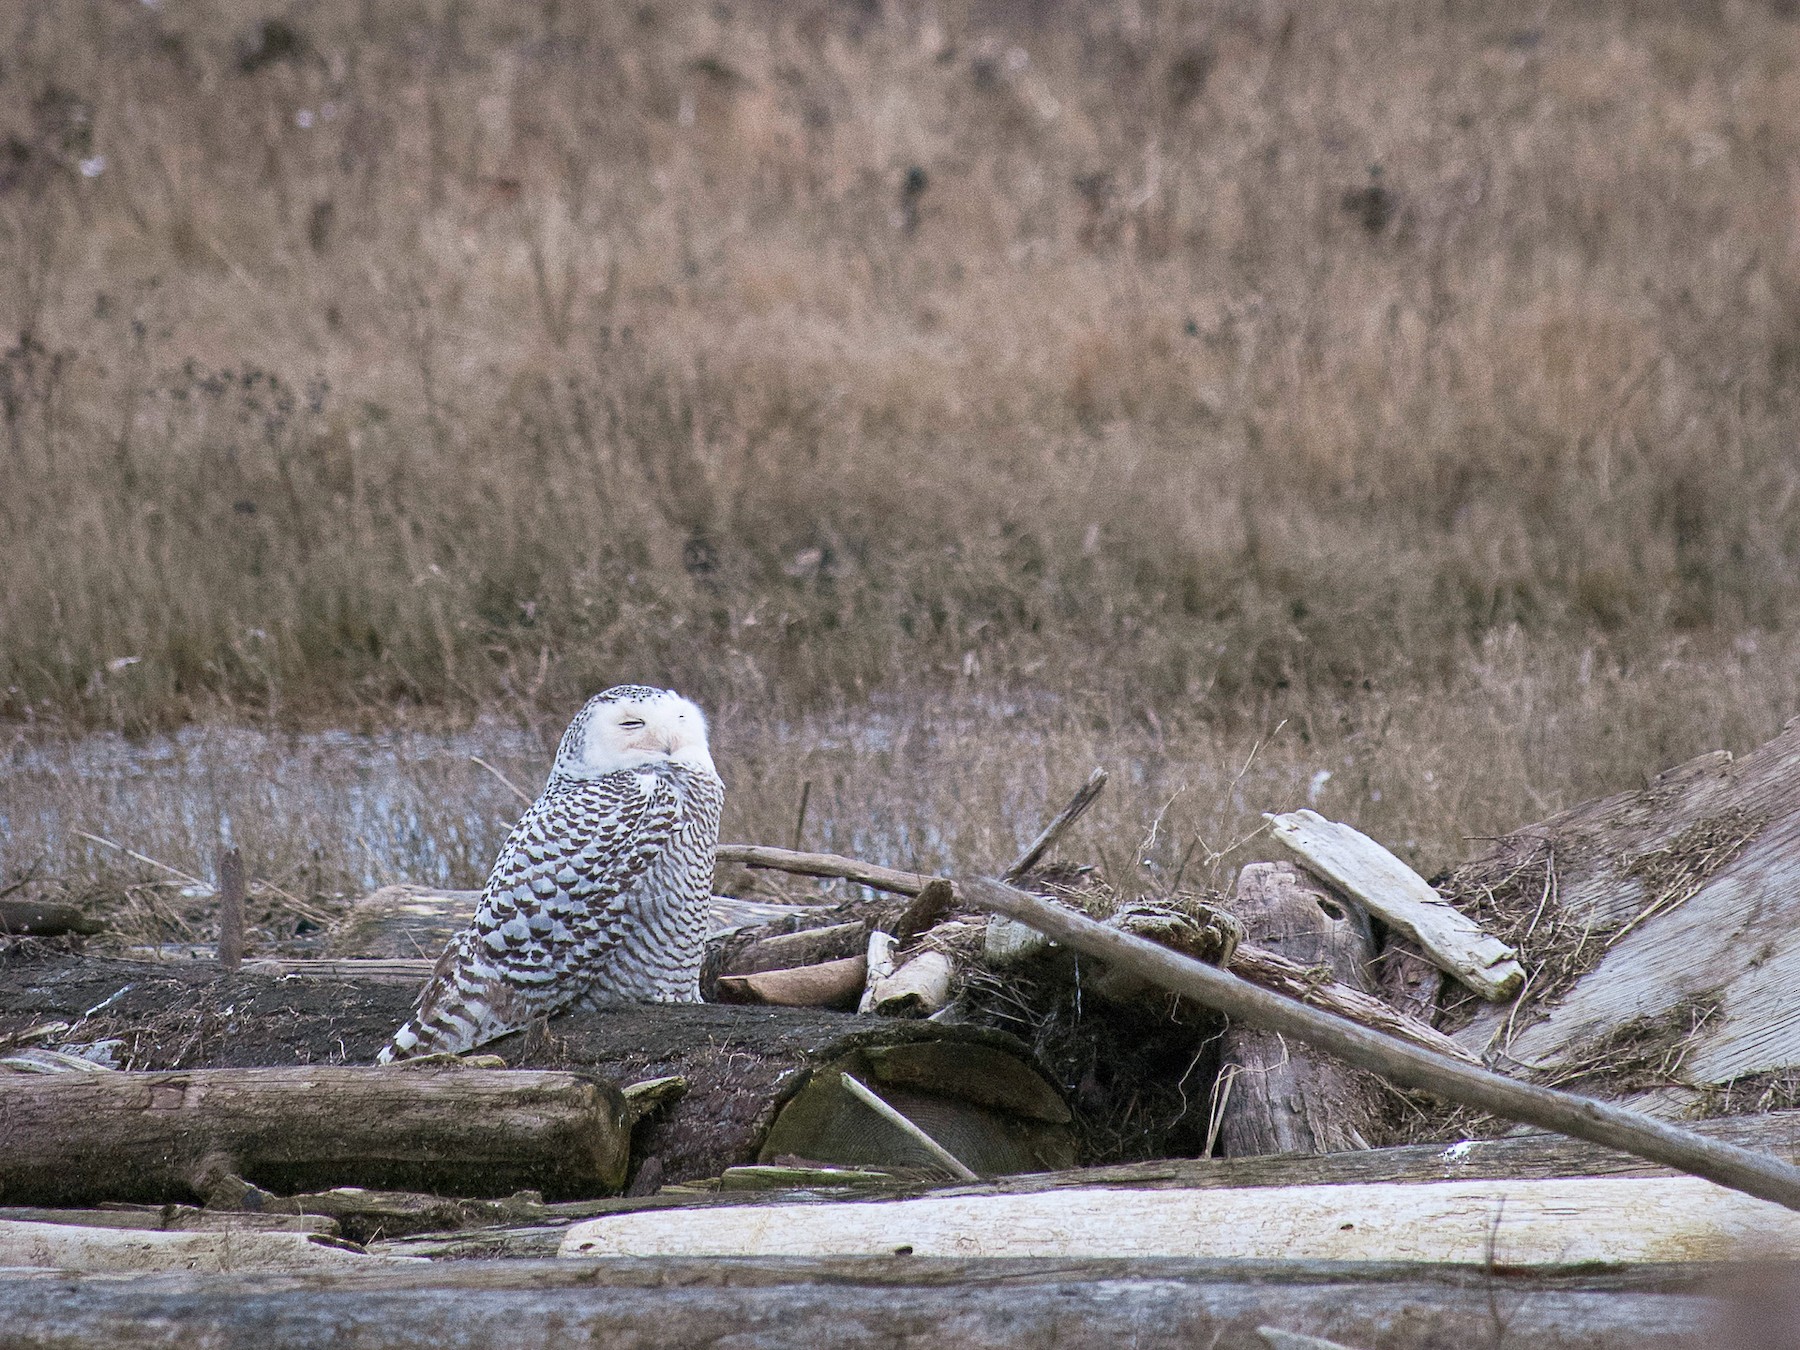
left=1215, top=862, right=1378, bottom=1157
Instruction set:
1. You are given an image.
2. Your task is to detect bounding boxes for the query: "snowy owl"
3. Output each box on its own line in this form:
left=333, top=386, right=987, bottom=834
left=377, top=685, right=724, bottom=1063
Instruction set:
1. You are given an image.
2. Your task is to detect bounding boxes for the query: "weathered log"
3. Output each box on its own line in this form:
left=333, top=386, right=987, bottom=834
left=715, top=846, right=932, bottom=896
left=215, top=847, right=245, bottom=971
left=1266, top=809, right=1525, bottom=1000
left=0, top=1219, right=394, bottom=1272
left=0, top=1256, right=1730, bottom=1349
left=963, top=876, right=1800, bottom=1211
left=868, top=950, right=955, bottom=1017
left=1448, top=723, right=1800, bottom=1099
left=0, top=1067, right=632, bottom=1206
left=0, top=897, right=101, bottom=936
left=561, top=1173, right=1800, bottom=1263
left=1217, top=862, right=1379, bottom=1157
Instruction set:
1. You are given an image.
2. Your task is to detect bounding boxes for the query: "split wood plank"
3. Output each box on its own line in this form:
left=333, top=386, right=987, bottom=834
left=0, top=1067, right=632, bottom=1206
left=0, top=1256, right=1724, bottom=1349
left=1452, top=724, right=1800, bottom=1089
left=561, top=1173, right=1797, bottom=1263
left=0, top=1219, right=402, bottom=1272
left=962, top=876, right=1800, bottom=1211
left=1265, top=809, right=1525, bottom=1000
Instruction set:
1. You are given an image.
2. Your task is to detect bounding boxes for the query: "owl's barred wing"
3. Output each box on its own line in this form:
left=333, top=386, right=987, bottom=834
left=376, top=771, right=683, bottom=1062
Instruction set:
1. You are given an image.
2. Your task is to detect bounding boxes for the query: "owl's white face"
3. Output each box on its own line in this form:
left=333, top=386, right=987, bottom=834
left=578, top=688, right=717, bottom=777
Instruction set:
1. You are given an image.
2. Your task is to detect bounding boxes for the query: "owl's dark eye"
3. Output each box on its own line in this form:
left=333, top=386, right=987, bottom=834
left=621, top=718, right=645, bottom=730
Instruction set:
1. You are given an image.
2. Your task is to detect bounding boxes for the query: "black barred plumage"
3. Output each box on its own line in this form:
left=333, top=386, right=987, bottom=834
left=377, top=687, right=724, bottom=1063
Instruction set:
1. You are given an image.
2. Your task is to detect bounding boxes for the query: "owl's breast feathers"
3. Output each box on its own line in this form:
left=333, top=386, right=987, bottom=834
left=378, top=760, right=723, bottom=1062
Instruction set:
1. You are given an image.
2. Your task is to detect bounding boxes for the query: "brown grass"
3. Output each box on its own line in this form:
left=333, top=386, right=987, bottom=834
left=3, top=0, right=1800, bottom=921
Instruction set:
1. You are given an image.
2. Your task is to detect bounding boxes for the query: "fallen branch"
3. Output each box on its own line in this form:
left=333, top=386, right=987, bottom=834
left=0, top=899, right=101, bottom=937
left=963, top=876, right=1800, bottom=1213
left=714, top=845, right=931, bottom=896
left=1004, top=768, right=1107, bottom=881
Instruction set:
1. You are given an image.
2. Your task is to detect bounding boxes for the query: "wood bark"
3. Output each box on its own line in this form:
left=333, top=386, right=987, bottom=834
left=1217, top=862, right=1379, bottom=1157
left=0, top=1067, right=632, bottom=1206
left=0, top=1256, right=1726, bottom=1350
left=1375, top=937, right=1444, bottom=1024
left=962, top=876, right=1800, bottom=1211
left=561, top=1172, right=1800, bottom=1264
left=1266, top=809, right=1525, bottom=999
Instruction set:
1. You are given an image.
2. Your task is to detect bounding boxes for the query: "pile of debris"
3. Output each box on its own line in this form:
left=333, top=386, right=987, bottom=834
left=7, top=722, right=1800, bottom=1346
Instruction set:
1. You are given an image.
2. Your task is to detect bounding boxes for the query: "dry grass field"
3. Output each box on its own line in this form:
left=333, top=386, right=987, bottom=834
left=3, top=0, right=1800, bottom=916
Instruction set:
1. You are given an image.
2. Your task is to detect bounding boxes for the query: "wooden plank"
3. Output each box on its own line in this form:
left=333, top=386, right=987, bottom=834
left=0, top=1219, right=399, bottom=1272
left=0, top=1206, right=337, bottom=1236
left=963, top=877, right=1800, bottom=1211
left=562, top=1174, right=1800, bottom=1263
left=0, top=1256, right=1728, bottom=1349
left=1266, top=810, right=1524, bottom=1000
left=1451, top=724, right=1800, bottom=1090
left=0, top=1067, right=632, bottom=1206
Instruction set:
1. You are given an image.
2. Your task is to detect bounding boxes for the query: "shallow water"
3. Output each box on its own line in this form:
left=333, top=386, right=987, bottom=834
left=0, top=692, right=1325, bottom=921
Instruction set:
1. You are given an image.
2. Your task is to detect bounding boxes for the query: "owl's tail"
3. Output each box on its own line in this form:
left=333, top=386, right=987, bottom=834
left=373, top=931, right=523, bottom=1064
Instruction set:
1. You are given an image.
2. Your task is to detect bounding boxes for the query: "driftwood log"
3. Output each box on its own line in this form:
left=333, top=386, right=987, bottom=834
left=0, top=1256, right=1732, bottom=1350
left=964, top=877, right=1800, bottom=1211
left=561, top=1173, right=1800, bottom=1264
left=0, top=1066, right=633, bottom=1206
left=1448, top=721, right=1800, bottom=1103
left=1216, top=862, right=1378, bottom=1157
left=0, top=1219, right=394, bottom=1273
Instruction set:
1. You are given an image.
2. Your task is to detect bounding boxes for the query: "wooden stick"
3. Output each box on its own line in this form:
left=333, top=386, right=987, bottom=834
left=470, top=756, right=533, bottom=807
left=962, top=876, right=1800, bottom=1213
left=215, top=847, right=245, bottom=972
left=1005, top=768, right=1107, bottom=881
left=838, top=1074, right=979, bottom=1181
left=715, top=845, right=931, bottom=896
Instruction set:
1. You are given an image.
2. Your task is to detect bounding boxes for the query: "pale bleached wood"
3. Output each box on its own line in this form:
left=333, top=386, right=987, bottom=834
left=714, top=955, right=867, bottom=1008
left=0, top=1256, right=1724, bottom=1349
left=1454, top=724, right=1800, bottom=1089
left=561, top=1173, right=1800, bottom=1263
left=0, top=1219, right=403, bottom=1272
left=857, top=931, right=897, bottom=1013
left=869, top=951, right=954, bottom=1017
left=0, top=1067, right=632, bottom=1207
left=1266, top=809, right=1525, bottom=1000
left=962, top=877, right=1800, bottom=1211
left=0, top=1206, right=337, bottom=1236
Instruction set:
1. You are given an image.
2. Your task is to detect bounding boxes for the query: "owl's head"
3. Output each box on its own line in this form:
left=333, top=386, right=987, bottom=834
left=553, top=685, right=716, bottom=780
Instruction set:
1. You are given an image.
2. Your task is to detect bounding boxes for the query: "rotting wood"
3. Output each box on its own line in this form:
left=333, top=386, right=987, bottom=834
left=0, top=1067, right=632, bottom=1207
left=243, top=957, right=437, bottom=984
left=1448, top=724, right=1800, bottom=1096
left=1217, top=862, right=1379, bottom=1157
left=1228, top=945, right=1477, bottom=1064
left=1266, top=809, right=1525, bottom=1000
left=0, top=898, right=101, bottom=937
left=962, top=876, right=1800, bottom=1211
left=0, top=1256, right=1727, bottom=1350
left=1375, top=936, right=1444, bottom=1025
left=839, top=1074, right=979, bottom=1180
left=215, top=847, right=245, bottom=972
left=561, top=1172, right=1800, bottom=1263
left=0, top=1218, right=399, bottom=1272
